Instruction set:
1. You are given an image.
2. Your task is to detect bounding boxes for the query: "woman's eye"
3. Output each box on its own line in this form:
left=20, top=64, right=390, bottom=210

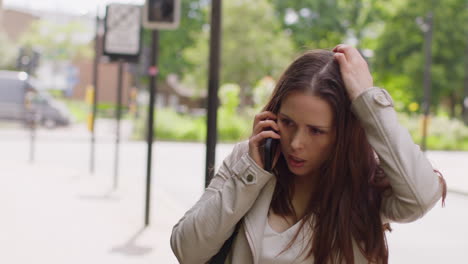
left=310, top=128, right=324, bottom=135
left=280, top=119, right=292, bottom=126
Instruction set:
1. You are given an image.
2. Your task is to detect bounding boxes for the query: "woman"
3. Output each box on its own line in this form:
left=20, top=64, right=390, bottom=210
left=170, top=45, right=447, bottom=264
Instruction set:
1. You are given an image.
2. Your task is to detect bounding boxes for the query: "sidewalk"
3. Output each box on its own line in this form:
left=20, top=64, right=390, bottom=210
left=0, top=140, right=235, bottom=264
left=1, top=160, right=177, bottom=264
left=0, top=140, right=467, bottom=264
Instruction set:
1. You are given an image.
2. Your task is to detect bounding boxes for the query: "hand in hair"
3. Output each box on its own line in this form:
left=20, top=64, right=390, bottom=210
left=332, top=44, right=374, bottom=101
left=249, top=111, right=281, bottom=170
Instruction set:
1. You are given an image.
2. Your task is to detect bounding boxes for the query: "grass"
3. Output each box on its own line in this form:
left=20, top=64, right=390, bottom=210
left=62, top=99, right=134, bottom=122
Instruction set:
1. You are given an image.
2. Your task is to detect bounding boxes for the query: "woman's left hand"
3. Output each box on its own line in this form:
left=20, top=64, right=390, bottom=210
left=333, top=44, right=374, bottom=101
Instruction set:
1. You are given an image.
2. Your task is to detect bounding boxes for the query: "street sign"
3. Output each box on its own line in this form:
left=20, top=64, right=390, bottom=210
left=103, top=4, right=142, bottom=62
left=143, top=0, right=181, bottom=30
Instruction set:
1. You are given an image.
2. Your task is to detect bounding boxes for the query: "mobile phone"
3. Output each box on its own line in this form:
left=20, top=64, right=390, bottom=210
left=264, top=137, right=278, bottom=172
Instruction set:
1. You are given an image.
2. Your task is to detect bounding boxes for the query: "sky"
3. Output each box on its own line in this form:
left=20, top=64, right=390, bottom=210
left=4, top=0, right=145, bottom=16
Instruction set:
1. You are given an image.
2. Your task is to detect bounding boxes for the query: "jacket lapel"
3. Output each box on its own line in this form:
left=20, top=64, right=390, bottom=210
left=243, top=177, right=277, bottom=264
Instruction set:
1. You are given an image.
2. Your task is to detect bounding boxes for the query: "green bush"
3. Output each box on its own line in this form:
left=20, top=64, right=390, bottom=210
left=132, top=107, right=251, bottom=143
left=133, top=108, right=207, bottom=142
left=131, top=97, right=468, bottom=150
left=155, top=109, right=206, bottom=141
left=130, top=107, right=468, bottom=148
left=217, top=83, right=251, bottom=142
left=218, top=107, right=250, bottom=142
left=398, top=114, right=468, bottom=151
left=62, top=99, right=134, bottom=122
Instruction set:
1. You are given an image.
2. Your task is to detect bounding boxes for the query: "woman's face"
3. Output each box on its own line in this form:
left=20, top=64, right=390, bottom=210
left=277, top=91, right=336, bottom=178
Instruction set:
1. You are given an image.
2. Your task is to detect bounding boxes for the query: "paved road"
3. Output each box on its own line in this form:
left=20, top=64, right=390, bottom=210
left=0, top=125, right=467, bottom=263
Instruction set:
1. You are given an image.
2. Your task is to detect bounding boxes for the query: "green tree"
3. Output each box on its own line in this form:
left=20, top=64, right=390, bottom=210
left=183, top=0, right=295, bottom=107
left=373, top=0, right=467, bottom=117
left=268, top=0, right=389, bottom=50
left=144, top=0, right=207, bottom=80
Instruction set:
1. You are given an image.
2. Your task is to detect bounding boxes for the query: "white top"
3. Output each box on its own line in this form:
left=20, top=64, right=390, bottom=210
left=259, top=219, right=313, bottom=264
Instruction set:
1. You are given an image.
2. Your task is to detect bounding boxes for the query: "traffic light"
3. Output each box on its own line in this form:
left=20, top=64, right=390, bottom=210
left=16, top=47, right=41, bottom=74
left=29, top=50, right=40, bottom=74
left=143, top=0, right=180, bottom=30
left=16, top=47, right=28, bottom=71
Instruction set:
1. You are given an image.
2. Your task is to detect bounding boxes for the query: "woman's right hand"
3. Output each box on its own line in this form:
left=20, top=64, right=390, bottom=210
left=249, top=111, right=281, bottom=169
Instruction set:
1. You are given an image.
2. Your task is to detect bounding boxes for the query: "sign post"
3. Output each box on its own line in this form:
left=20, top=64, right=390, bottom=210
left=103, top=4, right=142, bottom=189
left=142, top=0, right=180, bottom=227
left=90, top=10, right=104, bottom=174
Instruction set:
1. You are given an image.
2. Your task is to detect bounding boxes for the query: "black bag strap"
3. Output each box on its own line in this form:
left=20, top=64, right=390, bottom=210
left=209, top=220, right=242, bottom=264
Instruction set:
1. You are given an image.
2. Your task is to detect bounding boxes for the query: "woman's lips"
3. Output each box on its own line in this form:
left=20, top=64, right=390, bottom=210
left=288, top=155, right=305, bottom=168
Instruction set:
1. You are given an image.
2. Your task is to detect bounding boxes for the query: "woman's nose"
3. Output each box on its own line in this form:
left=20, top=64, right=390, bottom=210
left=290, top=131, right=306, bottom=151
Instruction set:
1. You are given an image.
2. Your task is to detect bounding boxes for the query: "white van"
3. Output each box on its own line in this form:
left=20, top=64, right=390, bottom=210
left=0, top=71, right=71, bottom=128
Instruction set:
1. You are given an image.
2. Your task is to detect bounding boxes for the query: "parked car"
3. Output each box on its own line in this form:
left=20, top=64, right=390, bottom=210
left=0, top=70, right=71, bottom=128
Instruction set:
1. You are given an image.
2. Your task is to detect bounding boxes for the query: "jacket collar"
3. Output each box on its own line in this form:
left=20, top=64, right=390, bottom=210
left=243, top=176, right=277, bottom=264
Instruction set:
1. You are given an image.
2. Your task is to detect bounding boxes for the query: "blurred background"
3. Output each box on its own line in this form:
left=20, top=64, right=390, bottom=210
left=0, top=0, right=467, bottom=263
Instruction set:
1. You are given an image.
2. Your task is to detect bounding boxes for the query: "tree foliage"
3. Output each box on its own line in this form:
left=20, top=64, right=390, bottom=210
left=146, top=0, right=207, bottom=80
left=268, top=0, right=468, bottom=117
left=138, top=0, right=468, bottom=119
left=373, top=0, right=468, bottom=115
left=182, top=0, right=295, bottom=106
left=268, top=0, right=388, bottom=49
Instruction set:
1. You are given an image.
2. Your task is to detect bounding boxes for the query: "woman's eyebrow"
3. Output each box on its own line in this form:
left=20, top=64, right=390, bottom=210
left=279, top=112, right=331, bottom=128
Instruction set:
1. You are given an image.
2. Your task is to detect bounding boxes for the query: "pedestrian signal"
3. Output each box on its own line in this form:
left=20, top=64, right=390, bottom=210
left=143, top=0, right=180, bottom=30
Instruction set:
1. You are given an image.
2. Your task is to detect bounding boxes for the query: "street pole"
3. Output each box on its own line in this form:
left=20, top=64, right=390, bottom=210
left=29, top=117, right=35, bottom=163
left=26, top=89, right=36, bottom=164
left=114, top=59, right=124, bottom=190
left=145, top=30, right=159, bottom=227
left=205, top=0, right=222, bottom=187
left=90, top=11, right=100, bottom=174
left=421, top=12, right=433, bottom=152
left=464, top=3, right=468, bottom=125
left=23, top=63, right=36, bottom=163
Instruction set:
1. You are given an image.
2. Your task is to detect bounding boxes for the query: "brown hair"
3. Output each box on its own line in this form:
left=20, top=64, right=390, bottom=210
left=262, top=50, right=447, bottom=263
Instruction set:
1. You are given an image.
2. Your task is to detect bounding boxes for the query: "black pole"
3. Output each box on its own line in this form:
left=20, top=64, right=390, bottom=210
left=90, top=12, right=100, bottom=174
left=205, top=0, right=222, bottom=187
left=145, top=30, right=159, bottom=227
left=421, top=12, right=433, bottom=152
left=464, top=4, right=468, bottom=125
left=29, top=104, right=36, bottom=163
left=24, top=72, right=35, bottom=163
left=114, top=59, right=124, bottom=189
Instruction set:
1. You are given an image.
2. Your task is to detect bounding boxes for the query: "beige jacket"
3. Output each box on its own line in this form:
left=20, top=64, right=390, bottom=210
left=170, top=87, right=444, bottom=264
